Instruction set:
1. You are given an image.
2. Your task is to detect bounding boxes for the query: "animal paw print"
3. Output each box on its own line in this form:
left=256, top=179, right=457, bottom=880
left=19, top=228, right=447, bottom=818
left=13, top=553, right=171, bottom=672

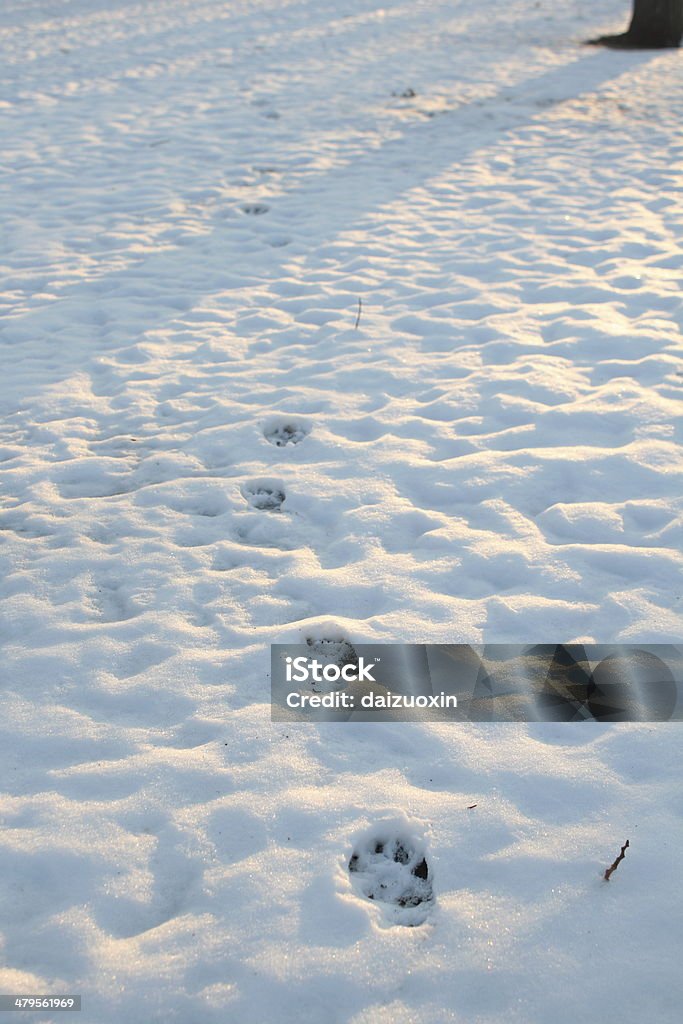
left=349, top=831, right=433, bottom=925
left=242, top=480, right=286, bottom=512
left=304, top=637, right=358, bottom=693
left=263, top=417, right=310, bottom=448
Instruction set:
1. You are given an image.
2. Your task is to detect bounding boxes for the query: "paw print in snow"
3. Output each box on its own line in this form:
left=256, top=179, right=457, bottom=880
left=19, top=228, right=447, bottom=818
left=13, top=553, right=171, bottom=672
left=263, top=417, right=310, bottom=448
left=349, top=831, right=433, bottom=926
left=242, top=480, right=286, bottom=512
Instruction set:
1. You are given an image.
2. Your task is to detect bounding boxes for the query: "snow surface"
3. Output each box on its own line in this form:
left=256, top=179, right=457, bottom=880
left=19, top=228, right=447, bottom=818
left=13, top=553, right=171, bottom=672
left=1, top=0, right=683, bottom=1021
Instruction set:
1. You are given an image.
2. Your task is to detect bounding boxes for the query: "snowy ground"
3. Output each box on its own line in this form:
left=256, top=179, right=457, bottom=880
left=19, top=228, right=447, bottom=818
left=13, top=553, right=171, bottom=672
left=1, top=0, right=683, bottom=1020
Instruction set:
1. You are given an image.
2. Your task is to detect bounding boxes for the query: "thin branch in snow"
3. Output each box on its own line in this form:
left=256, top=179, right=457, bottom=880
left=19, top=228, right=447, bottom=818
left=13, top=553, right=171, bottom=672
left=604, top=839, right=629, bottom=881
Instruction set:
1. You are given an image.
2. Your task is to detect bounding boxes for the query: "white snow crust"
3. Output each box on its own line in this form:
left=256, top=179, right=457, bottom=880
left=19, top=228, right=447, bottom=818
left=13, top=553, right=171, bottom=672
left=1, top=1, right=682, bottom=1021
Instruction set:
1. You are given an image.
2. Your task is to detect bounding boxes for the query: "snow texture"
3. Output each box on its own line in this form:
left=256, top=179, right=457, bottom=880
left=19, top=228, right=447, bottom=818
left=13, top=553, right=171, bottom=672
left=1, top=0, right=682, bottom=1021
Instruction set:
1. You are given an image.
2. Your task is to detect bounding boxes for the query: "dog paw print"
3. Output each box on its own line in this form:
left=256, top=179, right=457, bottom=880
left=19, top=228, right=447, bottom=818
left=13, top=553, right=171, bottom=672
left=242, top=480, right=286, bottom=512
left=348, top=831, right=433, bottom=925
left=302, top=637, right=358, bottom=693
left=305, top=636, right=357, bottom=668
left=263, top=417, right=310, bottom=448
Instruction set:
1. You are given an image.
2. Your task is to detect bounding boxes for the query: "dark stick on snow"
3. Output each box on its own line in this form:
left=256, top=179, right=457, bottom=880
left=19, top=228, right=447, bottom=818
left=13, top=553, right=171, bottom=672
left=354, top=297, right=362, bottom=329
left=604, top=839, right=630, bottom=881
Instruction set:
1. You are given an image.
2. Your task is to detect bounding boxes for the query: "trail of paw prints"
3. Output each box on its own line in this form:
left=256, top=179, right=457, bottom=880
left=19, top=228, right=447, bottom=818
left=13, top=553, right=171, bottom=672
left=241, top=479, right=286, bottom=512
left=237, top=418, right=310, bottom=529
left=349, top=830, right=433, bottom=926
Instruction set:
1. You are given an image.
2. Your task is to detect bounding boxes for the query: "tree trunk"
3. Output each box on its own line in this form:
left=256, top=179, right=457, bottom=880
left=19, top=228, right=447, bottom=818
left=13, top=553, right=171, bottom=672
left=589, top=0, right=683, bottom=48
left=628, top=0, right=683, bottom=45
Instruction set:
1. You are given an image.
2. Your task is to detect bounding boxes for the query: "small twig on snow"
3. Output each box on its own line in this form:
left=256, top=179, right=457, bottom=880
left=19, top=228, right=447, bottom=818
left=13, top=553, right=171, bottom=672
left=354, top=297, right=362, bottom=329
left=604, top=839, right=629, bottom=881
